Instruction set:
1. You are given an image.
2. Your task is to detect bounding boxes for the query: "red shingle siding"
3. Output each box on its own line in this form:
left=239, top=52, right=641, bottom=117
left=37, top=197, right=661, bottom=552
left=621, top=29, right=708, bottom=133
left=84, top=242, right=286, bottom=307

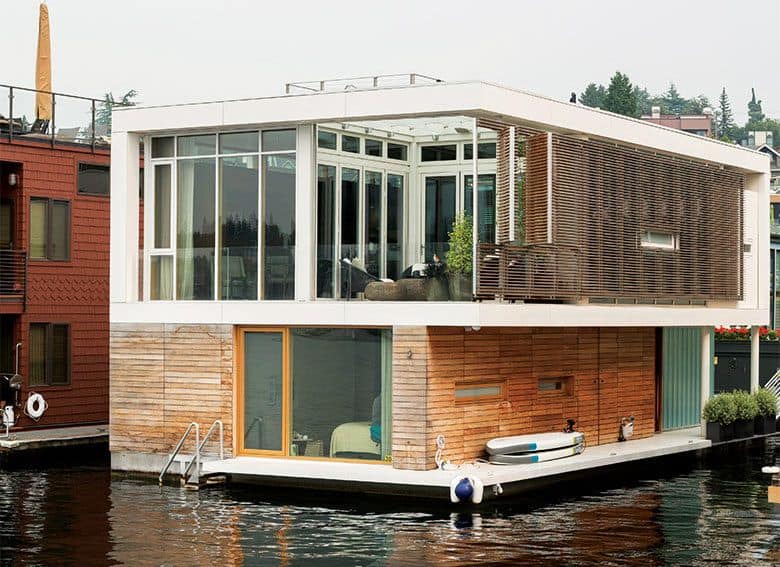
left=1, top=138, right=111, bottom=428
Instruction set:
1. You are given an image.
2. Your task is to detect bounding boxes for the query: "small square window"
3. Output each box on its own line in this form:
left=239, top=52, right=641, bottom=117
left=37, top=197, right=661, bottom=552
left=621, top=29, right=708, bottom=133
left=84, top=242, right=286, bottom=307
left=78, top=163, right=110, bottom=196
left=317, top=130, right=337, bottom=150
left=387, top=142, right=408, bottom=161
left=220, top=132, right=258, bottom=154
left=365, top=139, right=383, bottom=157
left=342, top=135, right=360, bottom=153
left=177, top=134, right=216, bottom=156
left=262, top=129, right=296, bottom=152
left=151, top=137, right=174, bottom=158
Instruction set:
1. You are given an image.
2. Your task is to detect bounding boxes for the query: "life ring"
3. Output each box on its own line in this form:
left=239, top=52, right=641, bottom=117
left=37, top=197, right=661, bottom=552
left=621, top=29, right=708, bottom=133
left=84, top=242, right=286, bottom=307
left=25, top=393, right=47, bottom=420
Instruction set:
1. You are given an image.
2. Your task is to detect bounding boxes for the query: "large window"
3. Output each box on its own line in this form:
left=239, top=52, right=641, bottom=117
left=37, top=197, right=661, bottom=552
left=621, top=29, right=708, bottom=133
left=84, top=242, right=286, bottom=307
left=77, top=163, right=110, bottom=196
left=29, top=323, right=69, bottom=386
left=240, top=327, right=392, bottom=461
left=364, top=171, right=382, bottom=277
left=149, top=129, right=296, bottom=301
left=316, top=165, right=336, bottom=298
left=30, top=198, right=70, bottom=261
left=464, top=174, right=496, bottom=244
left=424, top=176, right=456, bottom=261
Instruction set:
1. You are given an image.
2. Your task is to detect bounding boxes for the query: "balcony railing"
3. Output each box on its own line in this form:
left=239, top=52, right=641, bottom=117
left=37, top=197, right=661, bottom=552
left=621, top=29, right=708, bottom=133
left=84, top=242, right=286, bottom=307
left=476, top=243, right=582, bottom=301
left=0, top=84, right=127, bottom=151
left=0, top=250, right=27, bottom=307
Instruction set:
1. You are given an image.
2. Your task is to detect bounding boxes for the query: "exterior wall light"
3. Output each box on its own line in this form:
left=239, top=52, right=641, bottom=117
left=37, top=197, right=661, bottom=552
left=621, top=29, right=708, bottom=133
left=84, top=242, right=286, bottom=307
left=8, top=173, right=18, bottom=187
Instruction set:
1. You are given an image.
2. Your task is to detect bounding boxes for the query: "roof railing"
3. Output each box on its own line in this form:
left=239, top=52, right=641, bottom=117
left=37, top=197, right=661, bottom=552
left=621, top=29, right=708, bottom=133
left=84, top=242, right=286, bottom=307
left=0, top=84, right=131, bottom=151
left=285, top=73, right=442, bottom=95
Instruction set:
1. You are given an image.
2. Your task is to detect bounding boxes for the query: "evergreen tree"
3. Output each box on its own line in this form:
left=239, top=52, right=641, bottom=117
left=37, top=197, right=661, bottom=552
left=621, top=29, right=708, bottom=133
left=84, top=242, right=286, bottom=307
left=716, top=87, right=735, bottom=141
left=747, top=88, right=765, bottom=123
left=579, top=83, right=606, bottom=109
left=663, top=83, right=685, bottom=115
left=682, top=95, right=710, bottom=115
left=633, top=86, right=652, bottom=115
left=603, top=72, right=637, bottom=117
left=96, top=89, right=138, bottom=134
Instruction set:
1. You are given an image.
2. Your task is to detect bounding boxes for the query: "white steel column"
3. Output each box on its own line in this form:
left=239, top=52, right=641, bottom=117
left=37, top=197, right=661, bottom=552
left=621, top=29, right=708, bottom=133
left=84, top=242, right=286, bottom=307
left=750, top=325, right=760, bottom=393
left=295, top=124, right=315, bottom=301
left=700, top=326, right=712, bottom=436
left=109, top=130, right=140, bottom=304
left=546, top=132, right=553, bottom=244
left=508, top=126, right=516, bottom=243
left=471, top=117, right=478, bottom=295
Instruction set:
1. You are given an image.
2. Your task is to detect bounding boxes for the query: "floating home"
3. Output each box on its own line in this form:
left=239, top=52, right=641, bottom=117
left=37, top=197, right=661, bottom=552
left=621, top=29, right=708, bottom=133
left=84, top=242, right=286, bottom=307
left=109, top=75, right=770, bottom=500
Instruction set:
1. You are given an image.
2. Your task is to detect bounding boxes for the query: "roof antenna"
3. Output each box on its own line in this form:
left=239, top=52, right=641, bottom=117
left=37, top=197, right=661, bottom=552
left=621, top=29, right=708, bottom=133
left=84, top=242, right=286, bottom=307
left=570, top=92, right=577, bottom=104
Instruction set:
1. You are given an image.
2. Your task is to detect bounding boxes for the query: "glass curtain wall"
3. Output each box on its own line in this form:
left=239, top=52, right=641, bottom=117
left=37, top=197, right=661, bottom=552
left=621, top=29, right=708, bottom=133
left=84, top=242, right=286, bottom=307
left=386, top=174, right=404, bottom=281
left=364, top=171, right=382, bottom=277
left=340, top=168, right=360, bottom=298
left=316, top=165, right=336, bottom=298
left=424, top=176, right=456, bottom=262
left=177, top=158, right=216, bottom=300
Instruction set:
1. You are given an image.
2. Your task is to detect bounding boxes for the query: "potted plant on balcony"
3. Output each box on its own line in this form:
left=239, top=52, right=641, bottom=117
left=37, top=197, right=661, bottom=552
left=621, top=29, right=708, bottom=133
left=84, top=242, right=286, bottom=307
left=424, top=256, right=449, bottom=301
left=702, top=393, right=737, bottom=443
left=753, top=388, right=778, bottom=435
left=731, top=390, right=759, bottom=439
left=446, top=214, right=473, bottom=302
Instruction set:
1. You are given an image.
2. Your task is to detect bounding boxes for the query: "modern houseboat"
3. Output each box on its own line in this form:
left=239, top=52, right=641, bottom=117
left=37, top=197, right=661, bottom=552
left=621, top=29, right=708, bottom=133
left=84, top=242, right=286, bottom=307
left=108, top=75, right=770, bottom=499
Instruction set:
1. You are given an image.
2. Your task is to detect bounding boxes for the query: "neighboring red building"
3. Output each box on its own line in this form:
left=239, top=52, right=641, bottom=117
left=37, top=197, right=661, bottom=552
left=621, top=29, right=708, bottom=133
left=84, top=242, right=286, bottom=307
left=640, top=106, right=713, bottom=137
left=0, top=86, right=114, bottom=429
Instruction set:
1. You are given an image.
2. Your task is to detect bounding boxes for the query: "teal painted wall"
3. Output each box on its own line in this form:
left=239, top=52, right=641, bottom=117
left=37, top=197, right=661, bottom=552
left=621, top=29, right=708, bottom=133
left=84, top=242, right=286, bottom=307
left=662, top=327, right=714, bottom=430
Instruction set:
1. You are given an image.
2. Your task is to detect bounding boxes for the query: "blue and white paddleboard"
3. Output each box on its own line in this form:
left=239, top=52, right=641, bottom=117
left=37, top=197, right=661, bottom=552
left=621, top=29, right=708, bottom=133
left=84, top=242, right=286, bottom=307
left=486, top=432, right=585, bottom=456
left=488, top=442, right=585, bottom=465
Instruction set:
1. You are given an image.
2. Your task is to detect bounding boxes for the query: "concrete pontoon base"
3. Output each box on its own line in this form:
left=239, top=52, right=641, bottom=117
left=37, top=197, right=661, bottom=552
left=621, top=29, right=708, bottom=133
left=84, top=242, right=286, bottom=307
left=201, top=428, right=710, bottom=502
left=0, top=425, right=108, bottom=452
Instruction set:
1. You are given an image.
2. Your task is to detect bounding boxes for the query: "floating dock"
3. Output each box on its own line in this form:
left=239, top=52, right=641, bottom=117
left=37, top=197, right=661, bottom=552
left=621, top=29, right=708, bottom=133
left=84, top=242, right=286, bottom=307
left=0, top=424, right=108, bottom=453
left=201, top=427, right=710, bottom=501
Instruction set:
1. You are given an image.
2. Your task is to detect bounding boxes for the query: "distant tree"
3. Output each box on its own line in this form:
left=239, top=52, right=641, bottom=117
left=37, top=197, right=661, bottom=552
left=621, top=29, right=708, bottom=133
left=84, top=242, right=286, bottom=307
left=747, top=88, right=765, bottom=123
left=579, top=83, right=606, bottom=109
left=96, top=89, right=139, bottom=134
left=603, top=72, right=637, bottom=117
left=682, top=94, right=711, bottom=115
left=633, top=86, right=652, bottom=116
left=663, top=83, right=685, bottom=115
left=715, top=87, right=736, bottom=141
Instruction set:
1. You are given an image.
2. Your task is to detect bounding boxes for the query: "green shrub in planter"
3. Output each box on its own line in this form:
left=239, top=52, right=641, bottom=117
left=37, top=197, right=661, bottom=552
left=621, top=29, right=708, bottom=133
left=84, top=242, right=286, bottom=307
left=753, top=388, right=778, bottom=435
left=702, top=393, right=737, bottom=443
left=446, top=214, right=473, bottom=301
left=732, top=390, right=759, bottom=438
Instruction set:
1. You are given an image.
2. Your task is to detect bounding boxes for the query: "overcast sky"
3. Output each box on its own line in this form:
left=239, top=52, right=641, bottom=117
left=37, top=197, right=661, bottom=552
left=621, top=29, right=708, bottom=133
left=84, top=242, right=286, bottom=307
left=4, top=0, right=778, bottom=123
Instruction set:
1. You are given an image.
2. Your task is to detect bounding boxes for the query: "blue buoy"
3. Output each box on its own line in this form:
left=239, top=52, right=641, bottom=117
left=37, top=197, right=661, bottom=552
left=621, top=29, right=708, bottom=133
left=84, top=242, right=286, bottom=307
left=454, top=477, right=474, bottom=502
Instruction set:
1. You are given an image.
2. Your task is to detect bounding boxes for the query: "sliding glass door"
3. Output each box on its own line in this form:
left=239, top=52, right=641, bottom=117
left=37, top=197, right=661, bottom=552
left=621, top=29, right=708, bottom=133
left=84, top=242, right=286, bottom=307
left=240, top=328, right=392, bottom=461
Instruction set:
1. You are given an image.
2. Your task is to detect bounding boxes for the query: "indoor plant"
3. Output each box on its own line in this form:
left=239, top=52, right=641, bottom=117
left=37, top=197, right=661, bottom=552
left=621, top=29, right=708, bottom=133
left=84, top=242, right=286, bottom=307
left=446, top=214, right=473, bottom=301
left=702, top=393, right=737, bottom=443
left=731, top=390, right=759, bottom=439
left=753, top=388, right=778, bottom=435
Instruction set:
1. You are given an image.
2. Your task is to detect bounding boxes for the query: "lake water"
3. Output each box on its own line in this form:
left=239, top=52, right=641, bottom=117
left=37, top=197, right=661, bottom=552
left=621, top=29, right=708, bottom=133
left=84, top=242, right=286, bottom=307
left=0, top=439, right=778, bottom=566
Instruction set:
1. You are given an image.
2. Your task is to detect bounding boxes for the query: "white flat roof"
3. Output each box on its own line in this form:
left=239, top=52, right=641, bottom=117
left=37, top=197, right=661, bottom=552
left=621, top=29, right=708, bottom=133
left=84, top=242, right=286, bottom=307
left=113, top=81, right=769, bottom=174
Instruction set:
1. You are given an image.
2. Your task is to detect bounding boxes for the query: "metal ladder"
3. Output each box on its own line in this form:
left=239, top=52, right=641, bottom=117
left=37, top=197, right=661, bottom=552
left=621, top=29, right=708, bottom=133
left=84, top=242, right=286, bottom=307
left=159, top=419, right=224, bottom=488
left=764, top=369, right=780, bottom=417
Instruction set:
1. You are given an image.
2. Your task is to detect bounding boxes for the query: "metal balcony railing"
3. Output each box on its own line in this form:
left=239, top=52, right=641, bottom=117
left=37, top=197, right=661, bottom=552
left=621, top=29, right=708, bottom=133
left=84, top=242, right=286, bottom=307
left=0, top=250, right=27, bottom=307
left=0, top=84, right=130, bottom=151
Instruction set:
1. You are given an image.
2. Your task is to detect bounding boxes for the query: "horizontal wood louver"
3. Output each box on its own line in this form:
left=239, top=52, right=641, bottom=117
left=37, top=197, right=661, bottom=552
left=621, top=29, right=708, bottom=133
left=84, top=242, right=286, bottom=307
left=476, top=130, right=745, bottom=302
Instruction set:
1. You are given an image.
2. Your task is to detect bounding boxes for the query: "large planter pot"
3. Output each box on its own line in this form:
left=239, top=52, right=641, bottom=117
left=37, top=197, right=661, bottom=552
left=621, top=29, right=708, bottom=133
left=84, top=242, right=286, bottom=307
left=398, top=279, right=427, bottom=301
left=755, top=415, right=777, bottom=435
left=706, top=422, right=734, bottom=443
left=425, top=276, right=450, bottom=301
left=733, top=418, right=755, bottom=439
left=364, top=281, right=404, bottom=301
left=448, top=273, right=472, bottom=302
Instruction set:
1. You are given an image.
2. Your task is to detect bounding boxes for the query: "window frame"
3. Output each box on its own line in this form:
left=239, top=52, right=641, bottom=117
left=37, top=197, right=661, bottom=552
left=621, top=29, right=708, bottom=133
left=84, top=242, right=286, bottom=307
left=29, top=197, right=71, bottom=262
left=454, top=380, right=505, bottom=404
left=77, top=162, right=111, bottom=197
left=28, top=322, right=71, bottom=387
left=639, top=230, right=679, bottom=251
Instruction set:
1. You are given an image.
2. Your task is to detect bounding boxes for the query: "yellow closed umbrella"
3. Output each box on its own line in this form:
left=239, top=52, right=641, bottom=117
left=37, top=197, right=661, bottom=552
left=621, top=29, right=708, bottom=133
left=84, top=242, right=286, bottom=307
left=35, top=3, right=52, bottom=121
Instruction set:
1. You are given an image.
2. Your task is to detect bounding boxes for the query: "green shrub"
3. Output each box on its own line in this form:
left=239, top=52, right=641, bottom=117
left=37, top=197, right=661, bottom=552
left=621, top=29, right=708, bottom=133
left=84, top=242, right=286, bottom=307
left=702, top=393, right=737, bottom=425
left=754, top=388, right=778, bottom=418
left=446, top=214, right=473, bottom=275
left=731, top=390, right=759, bottom=421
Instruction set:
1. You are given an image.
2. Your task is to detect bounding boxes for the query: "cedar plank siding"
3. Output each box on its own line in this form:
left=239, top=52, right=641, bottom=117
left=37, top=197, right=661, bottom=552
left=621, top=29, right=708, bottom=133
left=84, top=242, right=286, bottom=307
left=0, top=138, right=112, bottom=427
left=394, top=326, right=656, bottom=470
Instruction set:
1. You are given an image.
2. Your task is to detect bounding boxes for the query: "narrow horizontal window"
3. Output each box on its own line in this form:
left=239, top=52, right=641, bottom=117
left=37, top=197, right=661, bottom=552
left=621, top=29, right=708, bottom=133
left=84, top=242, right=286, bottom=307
left=317, top=130, right=337, bottom=150
left=455, top=381, right=504, bottom=403
left=639, top=230, right=678, bottom=250
left=464, top=142, right=497, bottom=160
left=421, top=144, right=457, bottom=162
left=342, top=135, right=360, bottom=154
left=262, top=129, right=296, bottom=152
left=387, top=142, right=408, bottom=161
left=219, top=132, right=259, bottom=154
left=177, top=134, right=216, bottom=156
left=538, top=376, right=573, bottom=395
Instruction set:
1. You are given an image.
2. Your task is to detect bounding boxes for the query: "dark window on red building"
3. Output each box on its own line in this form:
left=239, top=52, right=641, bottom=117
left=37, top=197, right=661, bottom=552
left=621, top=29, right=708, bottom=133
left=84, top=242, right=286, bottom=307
left=78, top=163, right=110, bottom=196
left=29, top=323, right=70, bottom=386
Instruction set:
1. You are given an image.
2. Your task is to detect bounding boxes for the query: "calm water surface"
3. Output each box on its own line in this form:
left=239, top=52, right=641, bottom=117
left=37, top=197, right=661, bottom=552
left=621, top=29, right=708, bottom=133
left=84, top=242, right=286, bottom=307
left=0, top=440, right=779, bottom=566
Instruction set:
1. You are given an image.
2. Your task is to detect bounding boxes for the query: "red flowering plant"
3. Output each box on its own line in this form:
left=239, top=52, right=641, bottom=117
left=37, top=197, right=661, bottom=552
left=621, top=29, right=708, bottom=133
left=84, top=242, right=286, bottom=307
left=715, top=325, right=779, bottom=341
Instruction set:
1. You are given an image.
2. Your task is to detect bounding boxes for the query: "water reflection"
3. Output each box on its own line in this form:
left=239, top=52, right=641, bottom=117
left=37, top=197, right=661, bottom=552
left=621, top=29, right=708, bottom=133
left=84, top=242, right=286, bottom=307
left=0, top=440, right=777, bottom=566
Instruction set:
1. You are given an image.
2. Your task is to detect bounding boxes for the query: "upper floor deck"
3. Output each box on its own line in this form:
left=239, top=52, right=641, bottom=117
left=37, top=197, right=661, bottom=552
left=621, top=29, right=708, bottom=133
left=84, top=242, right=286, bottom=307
left=108, top=78, right=772, bottom=328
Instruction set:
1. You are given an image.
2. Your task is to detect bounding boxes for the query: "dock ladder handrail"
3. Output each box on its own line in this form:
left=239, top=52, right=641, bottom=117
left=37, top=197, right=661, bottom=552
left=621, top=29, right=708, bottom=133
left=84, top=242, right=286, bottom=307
left=765, top=369, right=780, bottom=416
left=159, top=422, right=199, bottom=486
left=182, top=419, right=224, bottom=483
